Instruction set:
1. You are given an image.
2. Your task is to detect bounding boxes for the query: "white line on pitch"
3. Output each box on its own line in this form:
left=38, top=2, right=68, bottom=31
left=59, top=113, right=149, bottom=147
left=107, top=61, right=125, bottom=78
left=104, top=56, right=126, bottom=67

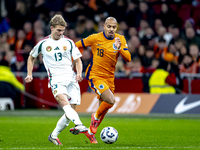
left=1, top=146, right=199, bottom=149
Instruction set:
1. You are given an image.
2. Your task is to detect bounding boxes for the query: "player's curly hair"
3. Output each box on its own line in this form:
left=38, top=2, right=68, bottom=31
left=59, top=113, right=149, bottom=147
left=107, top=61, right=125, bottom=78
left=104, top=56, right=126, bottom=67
left=50, top=14, right=67, bottom=28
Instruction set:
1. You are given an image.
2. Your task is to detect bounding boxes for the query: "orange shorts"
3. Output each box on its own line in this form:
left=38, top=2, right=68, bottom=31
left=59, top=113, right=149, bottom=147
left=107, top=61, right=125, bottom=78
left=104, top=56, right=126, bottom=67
left=88, top=77, right=115, bottom=99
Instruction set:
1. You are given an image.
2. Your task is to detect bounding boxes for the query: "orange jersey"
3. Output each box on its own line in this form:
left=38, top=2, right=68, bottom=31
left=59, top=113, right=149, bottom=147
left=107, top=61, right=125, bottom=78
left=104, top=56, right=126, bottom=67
left=76, top=31, right=131, bottom=80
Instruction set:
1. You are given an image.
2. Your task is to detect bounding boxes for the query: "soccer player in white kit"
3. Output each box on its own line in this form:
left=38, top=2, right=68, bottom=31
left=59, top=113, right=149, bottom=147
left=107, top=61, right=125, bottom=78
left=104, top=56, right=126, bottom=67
left=25, top=14, right=97, bottom=145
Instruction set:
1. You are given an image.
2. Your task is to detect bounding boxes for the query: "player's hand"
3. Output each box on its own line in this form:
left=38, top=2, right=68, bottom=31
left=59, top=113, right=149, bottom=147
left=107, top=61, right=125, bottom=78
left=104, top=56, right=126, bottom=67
left=76, top=74, right=83, bottom=82
left=25, top=76, right=33, bottom=83
left=114, top=37, right=121, bottom=50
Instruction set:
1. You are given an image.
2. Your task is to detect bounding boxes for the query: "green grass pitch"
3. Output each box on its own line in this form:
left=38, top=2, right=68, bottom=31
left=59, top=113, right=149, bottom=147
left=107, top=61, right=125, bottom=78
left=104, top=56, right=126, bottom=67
left=0, top=110, right=200, bottom=150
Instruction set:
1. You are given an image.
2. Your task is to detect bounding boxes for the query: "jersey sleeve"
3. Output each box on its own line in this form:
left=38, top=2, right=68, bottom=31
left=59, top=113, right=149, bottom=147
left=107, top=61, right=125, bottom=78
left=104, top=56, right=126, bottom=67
left=71, top=40, right=82, bottom=60
left=75, top=34, right=95, bottom=48
left=119, top=36, right=131, bottom=62
left=30, top=40, right=44, bottom=58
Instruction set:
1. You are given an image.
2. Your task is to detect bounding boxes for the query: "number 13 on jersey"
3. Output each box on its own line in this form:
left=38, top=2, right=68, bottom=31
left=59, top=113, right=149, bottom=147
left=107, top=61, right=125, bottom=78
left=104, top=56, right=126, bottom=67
left=54, top=52, right=62, bottom=61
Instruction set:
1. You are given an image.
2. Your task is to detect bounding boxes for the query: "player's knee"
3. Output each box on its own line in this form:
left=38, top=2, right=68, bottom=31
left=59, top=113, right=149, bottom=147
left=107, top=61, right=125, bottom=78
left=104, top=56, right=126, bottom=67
left=107, top=96, right=115, bottom=105
left=101, top=89, right=115, bottom=105
left=55, top=94, right=69, bottom=107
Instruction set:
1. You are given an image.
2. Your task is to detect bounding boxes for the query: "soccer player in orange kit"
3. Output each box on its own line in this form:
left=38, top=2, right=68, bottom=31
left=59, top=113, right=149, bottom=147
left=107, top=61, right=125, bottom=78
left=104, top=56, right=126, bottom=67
left=72, top=17, right=131, bottom=142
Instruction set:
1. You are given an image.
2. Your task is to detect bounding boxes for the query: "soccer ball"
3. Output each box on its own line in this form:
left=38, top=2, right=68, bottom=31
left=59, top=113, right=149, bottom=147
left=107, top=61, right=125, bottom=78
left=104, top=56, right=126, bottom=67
left=100, top=126, right=118, bottom=144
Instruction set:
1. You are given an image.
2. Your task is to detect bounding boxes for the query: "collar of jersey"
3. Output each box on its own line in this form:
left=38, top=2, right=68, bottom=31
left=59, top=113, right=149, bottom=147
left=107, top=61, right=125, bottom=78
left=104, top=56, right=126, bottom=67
left=49, top=35, right=64, bottom=39
left=103, top=31, right=114, bottom=40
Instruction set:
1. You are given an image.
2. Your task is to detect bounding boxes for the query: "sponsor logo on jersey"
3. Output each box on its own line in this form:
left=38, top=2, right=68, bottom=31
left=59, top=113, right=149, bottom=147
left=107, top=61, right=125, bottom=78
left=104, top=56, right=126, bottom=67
left=97, top=44, right=102, bottom=46
left=99, top=84, right=104, bottom=89
left=54, top=46, right=60, bottom=50
left=46, top=46, right=52, bottom=52
left=63, top=46, right=67, bottom=51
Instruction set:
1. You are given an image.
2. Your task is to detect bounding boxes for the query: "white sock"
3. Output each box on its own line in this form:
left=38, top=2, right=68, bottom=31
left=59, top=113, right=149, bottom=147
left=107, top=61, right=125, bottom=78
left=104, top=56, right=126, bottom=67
left=51, top=114, right=70, bottom=138
left=62, top=105, right=82, bottom=125
left=94, top=113, right=99, bottom=120
left=88, top=128, right=93, bottom=135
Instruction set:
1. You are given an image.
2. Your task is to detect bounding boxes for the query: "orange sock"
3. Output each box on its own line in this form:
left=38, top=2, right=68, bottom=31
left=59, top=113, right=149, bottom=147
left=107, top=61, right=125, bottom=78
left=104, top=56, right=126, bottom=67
left=95, top=101, right=113, bottom=119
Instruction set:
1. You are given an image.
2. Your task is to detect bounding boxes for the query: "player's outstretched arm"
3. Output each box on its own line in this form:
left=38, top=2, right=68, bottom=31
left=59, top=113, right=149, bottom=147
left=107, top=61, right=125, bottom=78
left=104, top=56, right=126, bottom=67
left=25, top=55, right=36, bottom=83
left=74, top=58, right=83, bottom=82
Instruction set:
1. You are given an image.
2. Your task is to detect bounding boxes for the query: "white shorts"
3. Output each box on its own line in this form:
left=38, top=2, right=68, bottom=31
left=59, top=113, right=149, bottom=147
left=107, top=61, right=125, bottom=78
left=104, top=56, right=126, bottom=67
left=51, top=81, right=81, bottom=105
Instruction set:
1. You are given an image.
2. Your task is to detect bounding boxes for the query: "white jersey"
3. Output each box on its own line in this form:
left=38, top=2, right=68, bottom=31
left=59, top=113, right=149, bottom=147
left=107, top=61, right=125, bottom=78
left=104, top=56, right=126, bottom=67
left=30, top=35, right=82, bottom=84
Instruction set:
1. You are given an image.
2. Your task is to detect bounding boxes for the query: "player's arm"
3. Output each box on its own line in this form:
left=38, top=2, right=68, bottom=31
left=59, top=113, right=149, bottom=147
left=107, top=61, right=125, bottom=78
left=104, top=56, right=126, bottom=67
left=72, top=40, right=83, bottom=82
left=74, top=58, right=83, bottom=82
left=75, top=40, right=85, bottom=50
left=25, top=55, right=36, bottom=83
left=75, top=34, right=95, bottom=49
left=25, top=40, right=44, bottom=83
left=119, top=48, right=131, bottom=62
left=117, top=36, right=131, bottom=62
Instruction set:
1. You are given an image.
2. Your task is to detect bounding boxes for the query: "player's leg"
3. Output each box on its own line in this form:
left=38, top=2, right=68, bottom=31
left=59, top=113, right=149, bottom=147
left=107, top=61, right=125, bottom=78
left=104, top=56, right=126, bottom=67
left=56, top=93, right=87, bottom=134
left=96, top=89, right=115, bottom=118
left=48, top=114, right=70, bottom=145
left=67, top=82, right=97, bottom=143
left=90, top=89, right=114, bottom=134
left=88, top=79, right=115, bottom=134
left=97, top=99, right=108, bottom=124
left=52, top=83, right=87, bottom=133
left=48, top=84, right=69, bottom=145
left=69, top=104, right=97, bottom=143
left=51, top=114, right=70, bottom=138
left=48, top=93, right=87, bottom=146
left=68, top=103, right=87, bottom=135
left=52, top=82, right=86, bottom=127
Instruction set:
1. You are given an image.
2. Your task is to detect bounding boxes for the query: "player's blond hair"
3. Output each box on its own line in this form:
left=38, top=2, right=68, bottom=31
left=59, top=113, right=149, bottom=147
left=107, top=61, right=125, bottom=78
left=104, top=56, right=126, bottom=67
left=50, top=14, right=67, bottom=28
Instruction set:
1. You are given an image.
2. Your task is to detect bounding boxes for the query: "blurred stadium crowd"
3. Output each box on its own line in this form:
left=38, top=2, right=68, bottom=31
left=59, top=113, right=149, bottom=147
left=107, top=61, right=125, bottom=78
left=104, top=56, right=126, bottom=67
left=1, top=0, right=200, bottom=75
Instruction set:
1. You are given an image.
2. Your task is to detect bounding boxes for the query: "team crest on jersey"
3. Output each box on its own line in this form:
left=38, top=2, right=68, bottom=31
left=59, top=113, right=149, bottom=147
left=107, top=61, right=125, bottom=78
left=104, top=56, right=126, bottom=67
left=53, top=90, right=57, bottom=95
left=99, top=84, right=104, bottom=89
left=46, top=46, right=52, bottom=52
left=63, top=46, right=67, bottom=51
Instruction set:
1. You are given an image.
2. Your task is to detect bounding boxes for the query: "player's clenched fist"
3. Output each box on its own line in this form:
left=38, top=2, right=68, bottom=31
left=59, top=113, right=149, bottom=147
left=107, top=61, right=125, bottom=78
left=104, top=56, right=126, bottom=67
left=114, top=37, right=121, bottom=50
left=76, top=74, right=83, bottom=82
left=25, top=76, right=33, bottom=83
